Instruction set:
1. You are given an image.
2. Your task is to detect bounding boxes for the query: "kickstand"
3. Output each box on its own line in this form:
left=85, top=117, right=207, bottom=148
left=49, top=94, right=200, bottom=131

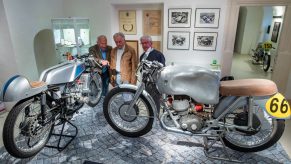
left=203, top=132, right=242, bottom=163
left=45, top=118, right=78, bottom=151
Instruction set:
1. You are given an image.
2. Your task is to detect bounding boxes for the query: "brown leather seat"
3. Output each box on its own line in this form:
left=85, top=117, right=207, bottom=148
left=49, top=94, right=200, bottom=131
left=30, top=81, right=46, bottom=88
left=220, top=79, right=277, bottom=96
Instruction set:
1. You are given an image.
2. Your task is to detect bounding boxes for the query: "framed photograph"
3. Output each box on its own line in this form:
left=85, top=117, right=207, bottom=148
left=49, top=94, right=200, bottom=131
left=167, top=31, right=190, bottom=50
left=271, top=22, right=281, bottom=43
left=119, top=10, right=137, bottom=35
left=126, top=40, right=139, bottom=54
left=143, top=10, right=162, bottom=35
left=193, top=32, right=218, bottom=51
left=195, top=8, right=220, bottom=28
left=168, top=8, right=192, bottom=28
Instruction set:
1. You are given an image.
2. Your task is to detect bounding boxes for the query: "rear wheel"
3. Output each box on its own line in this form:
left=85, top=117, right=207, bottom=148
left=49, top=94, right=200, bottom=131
left=3, top=98, right=53, bottom=158
left=263, top=54, right=271, bottom=72
left=223, top=104, right=285, bottom=152
left=87, top=74, right=102, bottom=107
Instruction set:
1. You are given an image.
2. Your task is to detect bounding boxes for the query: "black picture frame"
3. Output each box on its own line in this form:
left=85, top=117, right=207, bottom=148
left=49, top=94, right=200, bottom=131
left=193, top=32, right=218, bottom=51
left=194, top=8, right=220, bottom=28
left=167, top=31, right=190, bottom=50
left=271, top=22, right=281, bottom=43
left=168, top=8, right=192, bottom=28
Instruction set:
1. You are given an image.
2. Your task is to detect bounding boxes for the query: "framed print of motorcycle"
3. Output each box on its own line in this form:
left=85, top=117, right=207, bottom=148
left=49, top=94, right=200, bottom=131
left=0, top=53, right=103, bottom=158
left=193, top=32, right=218, bottom=51
left=103, top=60, right=290, bottom=162
left=168, top=8, right=192, bottom=28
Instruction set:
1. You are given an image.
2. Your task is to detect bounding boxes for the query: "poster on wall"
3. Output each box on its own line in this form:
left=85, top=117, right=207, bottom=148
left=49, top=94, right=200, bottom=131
left=168, top=8, right=192, bottom=28
left=193, top=32, right=218, bottom=51
left=194, top=8, right=220, bottom=28
left=119, top=10, right=137, bottom=35
left=271, top=22, right=281, bottom=43
left=167, top=31, right=190, bottom=50
left=143, top=10, right=161, bottom=35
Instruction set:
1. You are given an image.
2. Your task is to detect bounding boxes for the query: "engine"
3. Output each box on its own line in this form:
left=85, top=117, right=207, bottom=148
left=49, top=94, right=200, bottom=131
left=170, top=95, right=209, bottom=132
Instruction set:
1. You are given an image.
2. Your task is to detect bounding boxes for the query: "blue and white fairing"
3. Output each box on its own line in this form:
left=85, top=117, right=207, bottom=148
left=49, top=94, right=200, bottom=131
left=39, top=60, right=86, bottom=85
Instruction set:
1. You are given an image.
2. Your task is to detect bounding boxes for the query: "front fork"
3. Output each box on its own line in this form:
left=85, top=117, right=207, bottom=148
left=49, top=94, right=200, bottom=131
left=128, top=83, right=145, bottom=111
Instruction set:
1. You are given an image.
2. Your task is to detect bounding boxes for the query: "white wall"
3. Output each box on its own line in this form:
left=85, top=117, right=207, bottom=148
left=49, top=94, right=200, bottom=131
left=63, top=0, right=227, bottom=68
left=62, top=0, right=114, bottom=47
left=0, top=0, right=18, bottom=85
left=259, top=7, right=273, bottom=42
left=3, top=0, right=64, bottom=80
left=238, top=6, right=263, bottom=55
left=163, top=0, right=227, bottom=68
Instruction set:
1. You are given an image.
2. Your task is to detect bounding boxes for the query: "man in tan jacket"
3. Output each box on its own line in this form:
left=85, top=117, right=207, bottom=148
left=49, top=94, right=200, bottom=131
left=110, top=32, right=138, bottom=86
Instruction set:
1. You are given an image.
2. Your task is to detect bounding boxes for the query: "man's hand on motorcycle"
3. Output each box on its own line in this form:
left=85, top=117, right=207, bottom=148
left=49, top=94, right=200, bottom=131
left=101, top=60, right=109, bottom=66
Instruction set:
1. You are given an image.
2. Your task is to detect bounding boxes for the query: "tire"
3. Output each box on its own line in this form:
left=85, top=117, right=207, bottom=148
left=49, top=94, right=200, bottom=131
left=223, top=104, right=285, bottom=152
left=103, top=87, right=154, bottom=137
left=263, top=54, right=271, bottom=72
left=87, top=74, right=102, bottom=107
left=3, top=98, right=53, bottom=158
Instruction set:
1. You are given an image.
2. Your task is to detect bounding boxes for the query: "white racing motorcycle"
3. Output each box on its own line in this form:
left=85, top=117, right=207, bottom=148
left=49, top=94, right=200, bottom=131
left=103, top=60, right=289, bottom=161
left=0, top=53, right=102, bottom=158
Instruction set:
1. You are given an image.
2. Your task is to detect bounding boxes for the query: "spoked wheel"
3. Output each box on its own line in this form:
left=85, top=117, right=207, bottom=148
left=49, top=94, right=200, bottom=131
left=263, top=54, right=271, bottom=72
left=103, top=87, right=154, bottom=137
left=3, top=98, right=53, bottom=158
left=87, top=74, right=102, bottom=107
left=223, top=104, right=285, bottom=152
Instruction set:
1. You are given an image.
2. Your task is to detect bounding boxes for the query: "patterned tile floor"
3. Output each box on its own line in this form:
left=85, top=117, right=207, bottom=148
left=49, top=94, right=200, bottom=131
left=0, top=99, right=290, bottom=164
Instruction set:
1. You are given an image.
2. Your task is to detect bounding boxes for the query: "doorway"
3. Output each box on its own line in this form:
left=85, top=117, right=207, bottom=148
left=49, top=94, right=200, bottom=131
left=231, top=6, right=285, bottom=80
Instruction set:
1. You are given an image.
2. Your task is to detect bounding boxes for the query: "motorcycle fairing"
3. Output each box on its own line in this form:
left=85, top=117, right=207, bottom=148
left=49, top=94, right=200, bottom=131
left=0, top=75, right=47, bottom=102
left=39, top=60, right=85, bottom=85
left=156, top=65, right=220, bottom=104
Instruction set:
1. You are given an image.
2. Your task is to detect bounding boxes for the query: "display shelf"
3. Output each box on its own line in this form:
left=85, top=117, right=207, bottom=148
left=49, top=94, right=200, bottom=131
left=52, top=18, right=90, bottom=62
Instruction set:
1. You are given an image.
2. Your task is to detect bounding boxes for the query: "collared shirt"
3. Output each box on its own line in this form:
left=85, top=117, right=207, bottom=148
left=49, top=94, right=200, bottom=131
left=116, top=46, right=125, bottom=72
left=142, top=47, right=153, bottom=61
left=100, top=49, right=107, bottom=73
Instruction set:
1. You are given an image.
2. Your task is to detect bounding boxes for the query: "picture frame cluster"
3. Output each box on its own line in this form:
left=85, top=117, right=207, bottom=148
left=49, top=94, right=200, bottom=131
left=167, top=8, right=220, bottom=51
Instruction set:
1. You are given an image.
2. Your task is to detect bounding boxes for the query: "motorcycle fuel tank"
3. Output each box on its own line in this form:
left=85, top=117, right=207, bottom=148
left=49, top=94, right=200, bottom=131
left=156, top=65, right=220, bottom=104
left=39, top=60, right=85, bottom=85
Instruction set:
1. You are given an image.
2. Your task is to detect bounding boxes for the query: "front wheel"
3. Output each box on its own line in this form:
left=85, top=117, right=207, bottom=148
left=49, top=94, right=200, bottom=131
left=223, top=104, right=285, bottom=152
left=87, top=73, right=102, bottom=107
left=103, top=87, right=154, bottom=137
left=263, top=54, right=271, bottom=72
left=3, top=98, right=53, bottom=158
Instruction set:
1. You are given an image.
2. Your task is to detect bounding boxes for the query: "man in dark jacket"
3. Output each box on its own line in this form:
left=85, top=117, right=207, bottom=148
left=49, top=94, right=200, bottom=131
left=89, top=35, right=112, bottom=96
left=139, top=35, right=165, bottom=113
left=140, top=35, right=165, bottom=66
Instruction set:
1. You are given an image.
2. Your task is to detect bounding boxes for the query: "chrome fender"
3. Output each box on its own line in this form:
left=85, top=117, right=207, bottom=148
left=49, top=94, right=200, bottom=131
left=0, top=75, right=47, bottom=102
left=118, top=84, right=158, bottom=122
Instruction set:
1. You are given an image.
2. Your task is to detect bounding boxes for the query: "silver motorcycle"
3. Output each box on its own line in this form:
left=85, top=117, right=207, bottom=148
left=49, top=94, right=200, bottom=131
left=0, top=53, right=102, bottom=158
left=103, top=60, right=286, bottom=161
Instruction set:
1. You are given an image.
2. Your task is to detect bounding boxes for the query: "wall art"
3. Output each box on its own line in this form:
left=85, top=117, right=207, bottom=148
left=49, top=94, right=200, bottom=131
left=193, top=32, right=218, bottom=51
left=119, top=10, right=137, bottom=35
left=168, top=8, right=192, bottom=28
left=168, top=31, right=190, bottom=50
left=194, top=8, right=220, bottom=28
left=271, top=22, right=281, bottom=43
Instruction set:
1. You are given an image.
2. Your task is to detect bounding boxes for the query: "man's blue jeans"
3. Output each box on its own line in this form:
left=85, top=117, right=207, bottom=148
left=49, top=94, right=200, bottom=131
left=101, top=71, right=109, bottom=96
